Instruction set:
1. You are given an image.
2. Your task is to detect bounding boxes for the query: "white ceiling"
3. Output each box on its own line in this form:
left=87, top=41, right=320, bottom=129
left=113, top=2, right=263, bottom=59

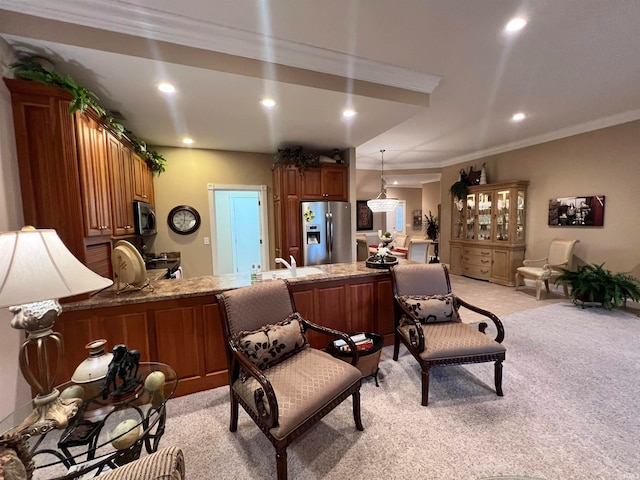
left=2, top=0, right=640, bottom=188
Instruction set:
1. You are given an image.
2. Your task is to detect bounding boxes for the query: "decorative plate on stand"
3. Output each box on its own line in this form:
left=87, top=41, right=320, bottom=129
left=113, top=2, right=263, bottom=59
left=112, top=240, right=147, bottom=287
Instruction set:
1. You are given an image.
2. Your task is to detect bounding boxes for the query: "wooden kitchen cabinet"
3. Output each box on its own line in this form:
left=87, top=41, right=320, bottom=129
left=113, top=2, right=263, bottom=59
left=288, top=275, right=393, bottom=349
left=5, top=78, right=156, bottom=277
left=107, top=135, right=136, bottom=236
left=300, top=164, right=348, bottom=200
left=132, top=151, right=154, bottom=204
left=59, top=296, right=228, bottom=398
left=272, top=165, right=302, bottom=264
left=273, top=163, right=348, bottom=265
left=76, top=113, right=113, bottom=237
left=449, top=180, right=528, bottom=286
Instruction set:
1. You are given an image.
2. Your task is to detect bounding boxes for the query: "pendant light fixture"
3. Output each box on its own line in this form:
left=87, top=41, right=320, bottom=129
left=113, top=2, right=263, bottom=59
left=367, top=149, right=399, bottom=212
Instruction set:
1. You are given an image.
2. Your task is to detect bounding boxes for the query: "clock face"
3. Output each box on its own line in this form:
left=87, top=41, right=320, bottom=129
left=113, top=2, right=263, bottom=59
left=168, top=205, right=201, bottom=235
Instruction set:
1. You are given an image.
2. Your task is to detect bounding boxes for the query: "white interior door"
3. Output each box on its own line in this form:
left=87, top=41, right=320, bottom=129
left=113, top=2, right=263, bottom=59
left=386, top=200, right=406, bottom=235
left=208, top=184, right=269, bottom=275
left=229, top=192, right=260, bottom=273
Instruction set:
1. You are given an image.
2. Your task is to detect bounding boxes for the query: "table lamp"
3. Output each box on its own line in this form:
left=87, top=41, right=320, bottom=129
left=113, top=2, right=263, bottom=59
left=0, top=227, right=113, bottom=436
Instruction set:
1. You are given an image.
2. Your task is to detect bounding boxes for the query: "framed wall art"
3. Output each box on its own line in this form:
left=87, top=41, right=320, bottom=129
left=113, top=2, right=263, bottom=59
left=356, top=200, right=373, bottom=231
left=548, top=195, right=605, bottom=227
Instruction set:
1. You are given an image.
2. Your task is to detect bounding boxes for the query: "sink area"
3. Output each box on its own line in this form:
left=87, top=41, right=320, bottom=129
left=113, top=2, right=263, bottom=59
left=263, top=266, right=324, bottom=279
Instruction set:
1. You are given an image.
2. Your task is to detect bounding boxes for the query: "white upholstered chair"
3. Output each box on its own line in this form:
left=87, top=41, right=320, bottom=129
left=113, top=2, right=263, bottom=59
left=406, top=239, right=430, bottom=263
left=515, top=238, right=580, bottom=300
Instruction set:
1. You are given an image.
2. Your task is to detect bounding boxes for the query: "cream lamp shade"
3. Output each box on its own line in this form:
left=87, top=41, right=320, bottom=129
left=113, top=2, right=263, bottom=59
left=0, top=228, right=113, bottom=307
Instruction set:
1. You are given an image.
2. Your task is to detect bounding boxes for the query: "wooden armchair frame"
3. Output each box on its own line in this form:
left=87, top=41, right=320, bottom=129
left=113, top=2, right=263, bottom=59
left=390, top=264, right=506, bottom=406
left=217, top=281, right=363, bottom=480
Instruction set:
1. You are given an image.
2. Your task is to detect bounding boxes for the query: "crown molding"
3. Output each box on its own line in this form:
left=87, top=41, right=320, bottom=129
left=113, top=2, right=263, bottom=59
left=357, top=109, right=640, bottom=171
left=2, top=0, right=441, bottom=93
left=438, top=109, right=640, bottom=168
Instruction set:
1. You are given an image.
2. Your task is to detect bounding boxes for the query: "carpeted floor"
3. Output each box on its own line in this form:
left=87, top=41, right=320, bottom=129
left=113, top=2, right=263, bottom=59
left=161, top=302, right=640, bottom=479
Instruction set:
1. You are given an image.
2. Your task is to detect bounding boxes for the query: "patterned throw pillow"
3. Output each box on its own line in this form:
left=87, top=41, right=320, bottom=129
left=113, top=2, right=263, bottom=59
left=398, top=294, right=460, bottom=324
left=235, top=313, right=308, bottom=370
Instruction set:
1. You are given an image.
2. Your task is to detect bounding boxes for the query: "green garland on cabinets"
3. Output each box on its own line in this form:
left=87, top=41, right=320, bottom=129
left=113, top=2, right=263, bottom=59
left=10, top=57, right=166, bottom=174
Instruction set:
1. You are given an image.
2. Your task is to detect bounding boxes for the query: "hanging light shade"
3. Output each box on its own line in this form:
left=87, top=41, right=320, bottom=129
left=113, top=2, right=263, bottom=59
left=367, top=149, right=399, bottom=213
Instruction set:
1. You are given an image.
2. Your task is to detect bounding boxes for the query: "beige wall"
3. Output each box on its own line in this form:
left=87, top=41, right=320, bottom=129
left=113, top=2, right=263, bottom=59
left=387, top=186, right=423, bottom=236
left=421, top=181, right=441, bottom=235
left=439, top=120, right=640, bottom=272
left=150, top=147, right=275, bottom=277
left=0, top=39, right=32, bottom=416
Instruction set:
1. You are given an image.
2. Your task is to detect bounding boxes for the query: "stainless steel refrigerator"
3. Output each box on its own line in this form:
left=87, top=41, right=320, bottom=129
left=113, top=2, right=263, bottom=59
left=301, top=201, right=352, bottom=265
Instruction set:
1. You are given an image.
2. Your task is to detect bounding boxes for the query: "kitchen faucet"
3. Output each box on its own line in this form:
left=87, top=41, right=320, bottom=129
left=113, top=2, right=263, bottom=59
left=275, top=255, right=297, bottom=277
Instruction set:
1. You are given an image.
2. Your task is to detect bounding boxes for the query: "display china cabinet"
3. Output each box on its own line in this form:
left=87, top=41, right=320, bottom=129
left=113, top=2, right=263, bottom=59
left=449, top=181, right=528, bottom=286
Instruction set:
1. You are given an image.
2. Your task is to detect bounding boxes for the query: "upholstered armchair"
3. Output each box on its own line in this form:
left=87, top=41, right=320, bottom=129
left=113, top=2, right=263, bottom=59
left=515, top=238, right=579, bottom=300
left=216, top=280, right=363, bottom=480
left=390, top=263, right=506, bottom=406
left=406, top=239, right=430, bottom=263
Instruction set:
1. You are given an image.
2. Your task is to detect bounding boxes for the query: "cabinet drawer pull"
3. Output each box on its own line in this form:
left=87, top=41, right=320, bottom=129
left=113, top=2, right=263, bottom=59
left=481, top=251, right=490, bottom=255
left=481, top=259, right=490, bottom=264
left=481, top=269, right=489, bottom=274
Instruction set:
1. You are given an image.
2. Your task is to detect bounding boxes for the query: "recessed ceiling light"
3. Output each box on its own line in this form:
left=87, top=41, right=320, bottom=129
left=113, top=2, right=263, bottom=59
left=512, top=112, right=526, bottom=122
left=260, top=98, right=276, bottom=107
left=393, top=181, right=398, bottom=185
left=157, top=82, right=176, bottom=94
left=182, top=137, right=194, bottom=145
left=342, top=109, right=357, bottom=118
left=505, top=17, right=527, bottom=32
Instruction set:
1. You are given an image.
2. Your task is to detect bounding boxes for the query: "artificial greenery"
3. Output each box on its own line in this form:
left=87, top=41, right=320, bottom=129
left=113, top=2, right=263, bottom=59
left=449, top=180, right=469, bottom=201
left=10, top=57, right=166, bottom=174
left=555, top=263, right=640, bottom=310
left=424, top=210, right=439, bottom=240
left=272, top=146, right=320, bottom=171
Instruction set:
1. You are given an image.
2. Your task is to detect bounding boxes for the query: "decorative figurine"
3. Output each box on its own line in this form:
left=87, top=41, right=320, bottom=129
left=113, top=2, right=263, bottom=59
left=102, top=344, right=141, bottom=399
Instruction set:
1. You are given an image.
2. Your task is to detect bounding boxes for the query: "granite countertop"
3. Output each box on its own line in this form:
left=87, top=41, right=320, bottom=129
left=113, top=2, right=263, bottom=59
left=63, top=261, right=397, bottom=312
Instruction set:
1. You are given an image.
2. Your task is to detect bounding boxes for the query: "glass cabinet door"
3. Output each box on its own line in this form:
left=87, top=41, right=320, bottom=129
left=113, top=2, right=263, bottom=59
left=477, top=192, right=492, bottom=241
left=465, top=193, right=476, bottom=240
left=496, top=190, right=509, bottom=241
left=516, top=188, right=525, bottom=242
left=452, top=198, right=465, bottom=239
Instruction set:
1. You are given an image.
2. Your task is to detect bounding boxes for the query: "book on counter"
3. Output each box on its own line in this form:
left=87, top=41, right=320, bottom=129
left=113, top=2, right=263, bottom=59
left=333, top=333, right=373, bottom=352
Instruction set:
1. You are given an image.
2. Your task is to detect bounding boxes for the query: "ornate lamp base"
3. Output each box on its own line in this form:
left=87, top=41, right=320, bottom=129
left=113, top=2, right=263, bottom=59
left=8, top=300, right=83, bottom=437
left=6, top=395, right=82, bottom=438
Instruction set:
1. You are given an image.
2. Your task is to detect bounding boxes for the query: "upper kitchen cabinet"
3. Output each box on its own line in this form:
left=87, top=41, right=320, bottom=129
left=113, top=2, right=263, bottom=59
left=132, top=151, right=154, bottom=204
left=449, top=180, right=528, bottom=286
left=107, top=135, right=135, bottom=237
left=4, top=78, right=156, bottom=277
left=76, top=112, right=113, bottom=237
left=300, top=164, right=348, bottom=201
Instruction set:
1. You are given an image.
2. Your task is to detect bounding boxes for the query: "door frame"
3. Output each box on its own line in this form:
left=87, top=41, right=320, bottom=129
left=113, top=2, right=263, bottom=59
left=207, top=183, right=269, bottom=276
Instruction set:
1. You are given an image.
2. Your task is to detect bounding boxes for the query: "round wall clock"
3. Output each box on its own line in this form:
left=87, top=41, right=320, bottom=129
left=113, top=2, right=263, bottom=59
left=168, top=205, right=201, bottom=235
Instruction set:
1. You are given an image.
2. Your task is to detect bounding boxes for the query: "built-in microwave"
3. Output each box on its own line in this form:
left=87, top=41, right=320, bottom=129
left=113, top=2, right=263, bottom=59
left=133, top=201, right=157, bottom=236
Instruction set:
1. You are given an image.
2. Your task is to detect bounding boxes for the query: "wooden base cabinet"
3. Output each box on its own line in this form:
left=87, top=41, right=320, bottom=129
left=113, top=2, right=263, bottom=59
left=59, top=296, right=228, bottom=398
left=57, top=272, right=395, bottom=398
left=449, top=181, right=528, bottom=286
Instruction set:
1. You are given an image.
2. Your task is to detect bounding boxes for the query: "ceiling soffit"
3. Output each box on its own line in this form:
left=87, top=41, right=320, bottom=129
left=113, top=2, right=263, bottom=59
left=0, top=0, right=441, bottom=94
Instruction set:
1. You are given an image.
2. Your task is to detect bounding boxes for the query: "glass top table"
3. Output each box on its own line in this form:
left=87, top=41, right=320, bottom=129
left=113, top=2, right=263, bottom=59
left=0, top=362, right=178, bottom=479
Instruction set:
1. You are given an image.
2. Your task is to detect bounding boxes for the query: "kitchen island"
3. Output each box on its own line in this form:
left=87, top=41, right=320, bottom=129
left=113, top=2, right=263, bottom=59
left=59, top=262, right=397, bottom=397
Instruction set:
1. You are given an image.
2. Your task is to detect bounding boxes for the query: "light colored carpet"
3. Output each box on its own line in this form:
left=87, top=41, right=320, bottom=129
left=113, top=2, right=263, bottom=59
left=161, top=302, right=640, bottom=479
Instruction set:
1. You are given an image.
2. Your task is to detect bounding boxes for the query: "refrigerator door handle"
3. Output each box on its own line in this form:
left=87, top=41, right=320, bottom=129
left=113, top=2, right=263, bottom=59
left=326, top=212, right=333, bottom=254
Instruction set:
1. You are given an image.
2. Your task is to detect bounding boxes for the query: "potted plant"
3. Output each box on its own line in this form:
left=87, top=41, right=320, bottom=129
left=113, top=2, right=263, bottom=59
left=424, top=210, right=439, bottom=240
left=272, top=146, right=320, bottom=171
left=10, top=56, right=167, bottom=174
left=555, top=263, right=640, bottom=310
